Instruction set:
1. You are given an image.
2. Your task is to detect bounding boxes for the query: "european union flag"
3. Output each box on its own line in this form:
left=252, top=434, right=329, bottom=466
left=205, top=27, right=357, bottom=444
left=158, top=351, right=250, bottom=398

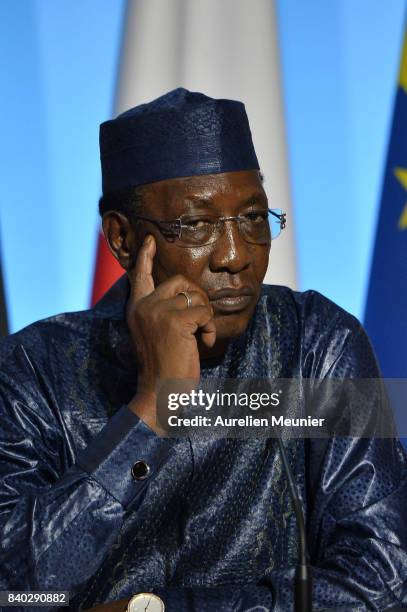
left=365, top=33, right=407, bottom=378
left=365, top=33, right=407, bottom=445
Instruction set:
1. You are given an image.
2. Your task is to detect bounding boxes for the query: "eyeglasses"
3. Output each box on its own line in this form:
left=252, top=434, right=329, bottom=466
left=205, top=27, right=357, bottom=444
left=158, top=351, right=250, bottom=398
left=132, top=208, right=286, bottom=247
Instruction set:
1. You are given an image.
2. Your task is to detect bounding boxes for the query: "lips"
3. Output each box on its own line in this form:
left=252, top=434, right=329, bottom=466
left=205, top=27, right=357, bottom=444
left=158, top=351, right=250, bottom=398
left=208, top=287, right=254, bottom=313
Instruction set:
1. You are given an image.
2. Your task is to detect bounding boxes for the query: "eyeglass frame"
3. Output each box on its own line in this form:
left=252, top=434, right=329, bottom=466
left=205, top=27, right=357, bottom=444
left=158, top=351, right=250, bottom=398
left=130, top=208, right=287, bottom=245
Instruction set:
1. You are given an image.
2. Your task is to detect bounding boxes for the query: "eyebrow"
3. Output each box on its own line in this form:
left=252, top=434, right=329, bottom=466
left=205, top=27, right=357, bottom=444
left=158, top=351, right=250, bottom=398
left=181, top=192, right=268, bottom=210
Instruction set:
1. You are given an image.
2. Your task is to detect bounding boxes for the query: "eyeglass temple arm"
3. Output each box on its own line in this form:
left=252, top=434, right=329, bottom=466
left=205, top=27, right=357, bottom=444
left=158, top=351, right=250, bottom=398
left=269, top=209, right=287, bottom=229
left=132, top=215, right=182, bottom=238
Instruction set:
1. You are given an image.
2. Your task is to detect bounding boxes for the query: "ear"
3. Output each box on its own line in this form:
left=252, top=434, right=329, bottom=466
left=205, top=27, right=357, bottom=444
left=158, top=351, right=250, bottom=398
left=102, top=212, right=137, bottom=271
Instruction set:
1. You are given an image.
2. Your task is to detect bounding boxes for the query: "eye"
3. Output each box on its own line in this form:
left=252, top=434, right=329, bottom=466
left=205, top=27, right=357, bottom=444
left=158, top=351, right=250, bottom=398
left=243, top=211, right=268, bottom=223
left=182, top=216, right=214, bottom=229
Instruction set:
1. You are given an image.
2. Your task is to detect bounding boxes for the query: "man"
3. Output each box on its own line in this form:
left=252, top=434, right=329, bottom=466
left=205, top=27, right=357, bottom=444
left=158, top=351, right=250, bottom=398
left=0, top=88, right=406, bottom=611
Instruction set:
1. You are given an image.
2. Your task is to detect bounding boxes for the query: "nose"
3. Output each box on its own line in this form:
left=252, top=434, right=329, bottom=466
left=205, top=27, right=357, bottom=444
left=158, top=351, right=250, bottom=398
left=208, top=218, right=252, bottom=273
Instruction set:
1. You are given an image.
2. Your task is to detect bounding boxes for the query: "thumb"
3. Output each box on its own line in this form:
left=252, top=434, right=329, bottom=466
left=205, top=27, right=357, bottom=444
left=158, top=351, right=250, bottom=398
left=130, top=234, right=156, bottom=302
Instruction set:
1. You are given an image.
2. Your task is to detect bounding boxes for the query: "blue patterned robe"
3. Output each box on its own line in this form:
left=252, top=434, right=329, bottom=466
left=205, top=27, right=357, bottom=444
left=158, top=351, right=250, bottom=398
left=0, top=276, right=406, bottom=611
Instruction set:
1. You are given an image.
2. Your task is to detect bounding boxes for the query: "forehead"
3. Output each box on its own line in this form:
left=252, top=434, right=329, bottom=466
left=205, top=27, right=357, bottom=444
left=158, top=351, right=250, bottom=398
left=139, top=169, right=265, bottom=216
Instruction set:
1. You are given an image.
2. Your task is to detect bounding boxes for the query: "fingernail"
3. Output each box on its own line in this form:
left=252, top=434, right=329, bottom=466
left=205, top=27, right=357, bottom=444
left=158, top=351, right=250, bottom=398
left=144, top=235, right=152, bottom=245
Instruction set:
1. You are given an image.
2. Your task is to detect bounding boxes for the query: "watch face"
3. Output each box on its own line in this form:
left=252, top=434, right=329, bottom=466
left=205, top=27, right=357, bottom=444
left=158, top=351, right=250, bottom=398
left=128, top=593, right=165, bottom=612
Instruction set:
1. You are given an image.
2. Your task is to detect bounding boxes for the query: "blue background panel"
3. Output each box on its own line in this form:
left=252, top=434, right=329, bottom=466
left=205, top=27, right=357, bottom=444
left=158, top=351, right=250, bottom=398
left=276, top=0, right=405, bottom=317
left=0, top=0, right=125, bottom=331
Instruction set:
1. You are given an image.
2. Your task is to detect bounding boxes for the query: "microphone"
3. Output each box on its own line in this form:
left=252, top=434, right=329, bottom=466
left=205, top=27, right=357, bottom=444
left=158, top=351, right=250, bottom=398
left=277, top=435, right=312, bottom=612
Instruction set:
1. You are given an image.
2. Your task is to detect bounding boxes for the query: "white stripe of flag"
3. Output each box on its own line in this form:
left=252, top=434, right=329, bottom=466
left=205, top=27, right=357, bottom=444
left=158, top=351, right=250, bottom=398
left=114, top=0, right=297, bottom=288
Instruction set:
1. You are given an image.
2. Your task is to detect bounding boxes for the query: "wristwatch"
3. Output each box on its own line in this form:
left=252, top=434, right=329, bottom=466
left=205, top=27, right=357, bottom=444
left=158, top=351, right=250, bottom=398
left=126, top=593, right=165, bottom=611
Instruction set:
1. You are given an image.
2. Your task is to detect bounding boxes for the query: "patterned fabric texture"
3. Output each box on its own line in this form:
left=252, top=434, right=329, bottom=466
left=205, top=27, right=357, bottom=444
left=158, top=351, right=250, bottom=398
left=0, top=275, right=406, bottom=611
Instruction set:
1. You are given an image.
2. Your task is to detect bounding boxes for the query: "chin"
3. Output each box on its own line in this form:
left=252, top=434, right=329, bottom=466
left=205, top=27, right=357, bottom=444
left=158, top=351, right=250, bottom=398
left=215, top=313, right=251, bottom=339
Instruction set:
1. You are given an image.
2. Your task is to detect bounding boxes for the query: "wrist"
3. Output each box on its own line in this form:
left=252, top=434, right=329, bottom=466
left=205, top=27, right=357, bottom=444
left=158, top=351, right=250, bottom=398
left=129, top=390, right=157, bottom=411
left=128, top=392, right=165, bottom=435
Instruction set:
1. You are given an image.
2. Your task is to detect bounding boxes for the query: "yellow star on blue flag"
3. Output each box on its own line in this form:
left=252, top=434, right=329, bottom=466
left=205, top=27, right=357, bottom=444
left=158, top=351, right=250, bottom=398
left=394, top=167, right=407, bottom=229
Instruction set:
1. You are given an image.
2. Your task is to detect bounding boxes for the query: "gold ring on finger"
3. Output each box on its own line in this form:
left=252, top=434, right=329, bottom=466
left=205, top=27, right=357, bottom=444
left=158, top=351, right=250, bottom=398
left=177, top=291, right=192, bottom=309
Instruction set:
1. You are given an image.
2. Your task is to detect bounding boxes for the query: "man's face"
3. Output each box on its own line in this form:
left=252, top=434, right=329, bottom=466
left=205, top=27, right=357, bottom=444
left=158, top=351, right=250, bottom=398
left=133, top=169, right=270, bottom=339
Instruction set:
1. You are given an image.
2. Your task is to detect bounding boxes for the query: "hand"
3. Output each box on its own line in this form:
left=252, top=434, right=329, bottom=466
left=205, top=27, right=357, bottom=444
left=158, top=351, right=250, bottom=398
left=126, top=234, right=216, bottom=431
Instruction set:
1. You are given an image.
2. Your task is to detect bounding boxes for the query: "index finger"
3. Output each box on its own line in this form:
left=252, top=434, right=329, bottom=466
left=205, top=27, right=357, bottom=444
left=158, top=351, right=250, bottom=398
left=130, top=234, right=156, bottom=302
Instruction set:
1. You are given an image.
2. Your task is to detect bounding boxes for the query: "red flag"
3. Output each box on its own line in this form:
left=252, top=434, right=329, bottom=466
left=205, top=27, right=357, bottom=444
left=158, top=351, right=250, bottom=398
left=91, top=232, right=124, bottom=305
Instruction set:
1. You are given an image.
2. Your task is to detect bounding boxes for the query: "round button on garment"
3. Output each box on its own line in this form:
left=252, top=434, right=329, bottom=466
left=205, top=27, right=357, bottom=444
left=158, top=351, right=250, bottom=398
left=131, top=460, right=150, bottom=481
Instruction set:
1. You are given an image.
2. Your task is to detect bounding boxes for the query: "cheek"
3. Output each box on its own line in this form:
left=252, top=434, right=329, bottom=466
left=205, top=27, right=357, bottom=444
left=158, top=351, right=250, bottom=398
left=252, top=245, right=270, bottom=279
left=153, top=244, right=209, bottom=284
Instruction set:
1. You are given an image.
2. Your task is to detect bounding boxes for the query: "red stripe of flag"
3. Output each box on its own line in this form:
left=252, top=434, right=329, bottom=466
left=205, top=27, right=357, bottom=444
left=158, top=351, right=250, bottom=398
left=91, top=232, right=124, bottom=306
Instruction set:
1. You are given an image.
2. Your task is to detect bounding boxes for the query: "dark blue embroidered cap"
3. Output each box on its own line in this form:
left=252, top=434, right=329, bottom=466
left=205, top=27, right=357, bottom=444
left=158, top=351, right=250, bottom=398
left=100, top=88, right=260, bottom=194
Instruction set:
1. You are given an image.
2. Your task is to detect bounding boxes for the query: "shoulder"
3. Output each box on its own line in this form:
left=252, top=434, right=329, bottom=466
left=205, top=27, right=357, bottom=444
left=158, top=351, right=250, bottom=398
left=0, top=308, right=95, bottom=374
left=0, top=275, right=128, bottom=372
left=259, top=284, right=361, bottom=338
left=259, top=285, right=379, bottom=377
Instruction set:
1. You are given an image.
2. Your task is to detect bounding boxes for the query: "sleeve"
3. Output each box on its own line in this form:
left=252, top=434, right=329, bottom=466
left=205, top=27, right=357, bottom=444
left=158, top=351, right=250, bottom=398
left=0, top=343, right=174, bottom=601
left=150, top=323, right=407, bottom=611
